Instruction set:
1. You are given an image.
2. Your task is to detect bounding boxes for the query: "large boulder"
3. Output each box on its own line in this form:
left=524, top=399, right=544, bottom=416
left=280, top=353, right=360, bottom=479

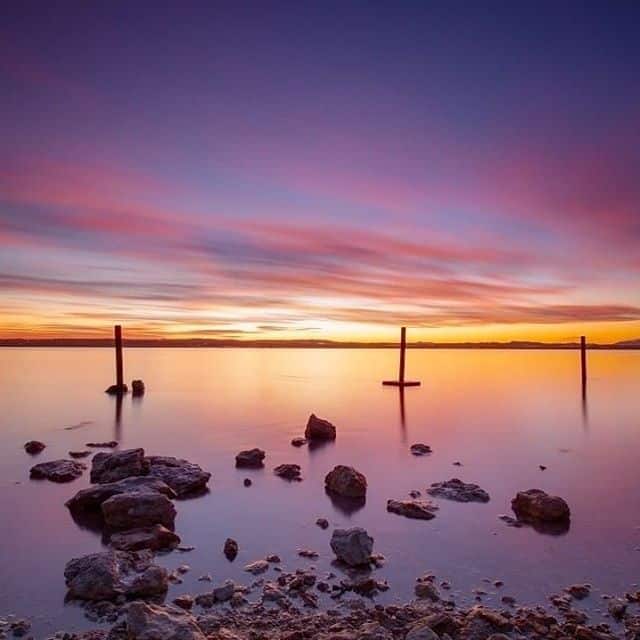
left=386, top=499, right=438, bottom=520
left=511, top=489, right=570, bottom=522
left=30, top=459, right=86, bottom=483
left=146, top=456, right=211, bottom=497
left=427, top=478, right=490, bottom=503
left=235, top=448, right=265, bottom=468
left=325, top=465, right=367, bottom=497
left=64, top=551, right=168, bottom=601
left=126, top=602, right=206, bottom=640
left=110, top=524, right=180, bottom=552
left=330, top=527, right=373, bottom=566
left=90, top=448, right=149, bottom=483
left=305, top=414, right=337, bottom=440
left=101, top=491, right=176, bottom=530
left=66, top=476, right=176, bottom=514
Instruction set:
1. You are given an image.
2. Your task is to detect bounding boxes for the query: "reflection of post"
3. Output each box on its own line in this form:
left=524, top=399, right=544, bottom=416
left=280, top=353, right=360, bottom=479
left=580, top=336, right=587, bottom=388
left=115, top=325, right=124, bottom=389
left=399, top=385, right=406, bottom=435
left=115, top=391, right=123, bottom=440
left=398, top=327, right=406, bottom=385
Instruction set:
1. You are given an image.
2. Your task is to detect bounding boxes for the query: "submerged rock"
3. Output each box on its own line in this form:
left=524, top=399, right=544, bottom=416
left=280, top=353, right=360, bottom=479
left=274, top=463, right=302, bottom=481
left=213, top=579, right=235, bottom=602
left=86, top=441, right=118, bottom=448
left=24, top=440, right=46, bottom=455
left=330, top=527, right=373, bottom=566
left=69, top=450, right=92, bottom=459
left=101, top=491, right=176, bottom=530
left=387, top=499, right=438, bottom=520
left=304, top=414, right=337, bottom=440
left=223, top=538, right=238, bottom=561
left=126, top=601, right=206, bottom=640
left=316, top=517, right=329, bottom=529
left=109, top=524, right=180, bottom=552
left=244, top=559, right=269, bottom=575
left=566, top=584, right=591, bottom=600
left=131, top=379, right=145, bottom=396
left=105, top=384, right=128, bottom=395
left=235, top=448, right=265, bottom=468
left=30, top=459, right=86, bottom=482
left=64, top=550, right=168, bottom=601
left=410, top=443, right=432, bottom=456
left=146, top=456, right=211, bottom=497
left=427, top=478, right=490, bottom=503
left=291, top=437, right=307, bottom=447
left=511, top=489, right=570, bottom=522
left=91, top=448, right=149, bottom=483
left=325, top=465, right=367, bottom=498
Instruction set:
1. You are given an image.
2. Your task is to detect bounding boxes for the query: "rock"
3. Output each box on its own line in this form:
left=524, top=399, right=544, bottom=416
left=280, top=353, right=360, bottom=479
left=291, top=437, right=307, bottom=447
left=330, top=527, right=373, bottom=566
left=298, top=549, right=318, bottom=559
left=356, top=622, right=393, bottom=639
left=126, top=601, right=206, bottom=640
left=539, top=465, right=547, bottom=471
left=386, top=499, right=438, bottom=520
left=66, top=476, right=176, bottom=514
left=235, top=448, right=265, bottom=468
left=24, top=440, right=46, bottom=455
left=146, top=456, right=211, bottom=497
left=64, top=550, right=168, bottom=601
left=607, top=599, right=627, bottom=620
left=101, top=491, right=176, bottom=529
left=131, top=379, right=145, bottom=396
left=86, top=441, right=118, bottom=448
left=244, top=560, right=269, bottom=575
left=173, top=594, right=194, bottom=610
left=410, top=443, right=432, bottom=456
left=69, top=450, right=92, bottom=458
left=427, top=478, right=490, bottom=503
left=566, top=584, right=591, bottom=599
left=109, top=524, right=180, bottom=551
left=316, top=518, right=329, bottom=529
left=105, top=384, right=128, bottom=395
left=274, top=463, right=302, bottom=481
left=243, top=478, right=252, bottom=487
left=213, top=580, right=235, bottom=602
left=415, top=577, right=440, bottom=601
left=90, top=448, right=148, bottom=483
left=263, top=581, right=287, bottom=601
left=409, top=490, right=421, bottom=498
left=304, top=414, right=337, bottom=440
left=266, top=553, right=281, bottom=562
left=325, top=465, right=367, bottom=498
left=501, top=595, right=516, bottom=606
left=224, top=538, right=239, bottom=561
left=9, top=619, right=31, bottom=637
left=511, top=489, right=570, bottom=522
left=405, top=621, right=439, bottom=640
left=30, top=459, right=86, bottom=482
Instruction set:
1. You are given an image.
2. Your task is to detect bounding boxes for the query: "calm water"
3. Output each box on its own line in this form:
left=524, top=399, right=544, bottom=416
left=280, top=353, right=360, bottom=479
left=0, top=348, right=638, bottom=635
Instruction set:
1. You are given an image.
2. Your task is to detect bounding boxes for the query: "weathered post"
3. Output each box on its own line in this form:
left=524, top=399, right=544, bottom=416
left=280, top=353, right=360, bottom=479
left=383, top=327, right=420, bottom=387
left=105, top=325, right=128, bottom=394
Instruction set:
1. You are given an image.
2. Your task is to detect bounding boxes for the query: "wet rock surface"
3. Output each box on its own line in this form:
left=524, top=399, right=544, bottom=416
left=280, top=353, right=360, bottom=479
left=109, top=524, right=180, bottom=552
left=90, top=448, right=148, bottom=484
left=427, top=478, right=490, bottom=503
left=274, top=463, right=302, bottom=481
left=387, top=498, right=439, bottom=520
left=131, top=379, right=146, bottom=396
left=30, top=459, right=86, bottom=482
left=101, top=491, right=177, bottom=530
left=512, top=489, right=571, bottom=522
left=330, top=527, right=374, bottom=566
left=223, top=538, right=238, bottom=561
left=325, top=465, right=367, bottom=497
left=235, top=448, right=266, bottom=468
left=304, top=413, right=337, bottom=440
left=146, top=456, right=211, bottom=497
left=24, top=440, right=46, bottom=455
left=86, top=441, right=119, bottom=448
left=410, top=443, right=432, bottom=456
left=69, top=450, right=92, bottom=459
left=126, top=601, right=205, bottom=640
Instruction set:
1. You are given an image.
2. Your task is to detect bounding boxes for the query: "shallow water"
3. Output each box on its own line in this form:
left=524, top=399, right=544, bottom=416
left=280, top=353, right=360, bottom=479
left=0, top=347, right=638, bottom=636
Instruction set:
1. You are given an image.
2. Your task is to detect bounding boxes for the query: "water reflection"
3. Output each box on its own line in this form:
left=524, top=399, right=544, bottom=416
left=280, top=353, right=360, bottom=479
left=114, top=392, right=123, bottom=441
left=325, top=487, right=366, bottom=517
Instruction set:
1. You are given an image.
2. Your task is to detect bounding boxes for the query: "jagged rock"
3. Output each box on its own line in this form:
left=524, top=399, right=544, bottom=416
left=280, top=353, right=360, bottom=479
left=110, top=524, right=180, bottom=551
left=69, top=450, right=92, bottom=458
left=410, top=443, right=432, bottom=456
left=511, top=489, right=570, bottom=522
left=304, top=414, right=337, bottom=440
left=274, top=463, right=302, bottom=481
left=131, top=379, right=145, bottom=396
left=427, top=478, right=490, bottom=503
left=173, top=594, right=194, bottom=610
left=101, top=491, right=176, bottom=530
left=235, top=448, right=265, bottom=468
left=146, top=456, right=211, bottom=497
left=330, top=527, right=373, bottom=566
left=24, top=440, right=45, bottom=454
left=224, top=538, right=238, bottom=561
left=325, top=465, right=367, bottom=497
left=30, top=459, right=86, bottom=482
left=213, top=580, right=235, bottom=602
left=66, top=476, right=175, bottom=514
left=126, top=601, right=206, bottom=640
left=86, top=441, right=118, bottom=448
left=244, top=560, right=269, bottom=575
left=415, top=576, right=440, bottom=601
left=64, top=551, right=168, bottom=601
left=91, top=448, right=149, bottom=483
left=386, top=499, right=438, bottom=520
left=105, top=384, right=128, bottom=395
left=291, top=437, right=307, bottom=447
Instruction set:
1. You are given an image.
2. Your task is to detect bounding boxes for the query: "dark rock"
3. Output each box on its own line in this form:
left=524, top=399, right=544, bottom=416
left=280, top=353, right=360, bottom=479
left=173, top=594, right=194, bottom=610
left=512, top=489, right=570, bottom=522
left=406, top=621, right=439, bottom=640
left=316, top=518, right=329, bottom=529
left=427, top=478, right=490, bottom=503
left=101, top=491, right=176, bottom=530
left=330, top=527, right=373, bottom=566
left=24, top=440, right=46, bottom=455
left=30, top=459, right=86, bottom=482
left=235, top=448, right=265, bottom=468
left=126, top=601, right=206, bottom=639
left=105, top=384, right=128, bottom=395
left=224, top=538, right=238, bottom=561
left=291, top=437, right=307, bottom=447
left=325, top=465, right=367, bottom=498
left=244, top=559, right=269, bottom=575
left=607, top=599, right=627, bottom=620
left=386, top=499, right=438, bottom=520
left=410, top=443, right=432, bottom=456
left=70, top=450, right=92, bottom=458
left=9, top=619, right=31, bottom=637
left=91, top=448, right=148, bottom=483
left=274, top=463, right=302, bottom=481
left=243, top=478, right=252, bottom=487
left=566, top=584, right=591, bottom=599
left=146, top=456, right=211, bottom=497
left=213, top=580, right=235, bottom=602
left=304, top=414, right=337, bottom=440
left=131, top=379, right=145, bottom=396
left=109, top=524, right=180, bottom=551
left=86, top=441, right=118, bottom=448
left=415, top=576, right=440, bottom=601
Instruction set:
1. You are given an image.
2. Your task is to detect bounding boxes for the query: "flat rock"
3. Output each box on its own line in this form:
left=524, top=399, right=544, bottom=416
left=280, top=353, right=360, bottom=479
left=86, top=441, right=118, bottom=448
left=427, top=478, right=490, bottom=503
left=30, top=459, right=86, bottom=483
left=91, top=448, right=149, bottom=483
left=105, top=384, right=128, bottom=395
left=511, top=489, right=570, bottom=522
left=224, top=538, right=238, bottom=561
left=24, top=440, right=46, bottom=455
left=410, top=443, right=432, bottom=456
left=305, top=414, right=337, bottom=440
left=64, top=550, right=168, bottom=601
left=146, top=456, right=211, bottom=497
left=110, top=524, right=180, bottom=552
left=566, top=584, right=591, bottom=599
left=101, top=491, right=176, bottom=530
left=244, top=559, right=269, bottom=575
left=69, top=450, right=92, bottom=459
left=330, top=527, right=373, bottom=566
left=126, top=601, right=206, bottom=640
left=274, top=463, right=302, bottom=481
left=387, top=499, right=438, bottom=520
left=325, top=465, right=367, bottom=497
left=235, top=448, right=265, bottom=468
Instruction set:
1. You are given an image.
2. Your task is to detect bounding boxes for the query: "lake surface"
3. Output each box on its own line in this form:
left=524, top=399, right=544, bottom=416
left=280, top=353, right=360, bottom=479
left=0, top=348, right=638, bottom=636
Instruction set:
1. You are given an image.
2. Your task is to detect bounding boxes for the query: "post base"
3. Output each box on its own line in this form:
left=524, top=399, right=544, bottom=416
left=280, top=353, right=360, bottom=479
left=382, top=380, right=421, bottom=387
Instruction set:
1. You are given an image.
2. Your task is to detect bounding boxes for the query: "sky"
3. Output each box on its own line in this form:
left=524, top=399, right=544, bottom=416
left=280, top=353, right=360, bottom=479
left=1, top=2, right=639, bottom=343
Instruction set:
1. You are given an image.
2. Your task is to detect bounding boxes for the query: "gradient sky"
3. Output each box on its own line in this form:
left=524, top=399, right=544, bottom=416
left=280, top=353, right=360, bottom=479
left=1, top=2, right=639, bottom=342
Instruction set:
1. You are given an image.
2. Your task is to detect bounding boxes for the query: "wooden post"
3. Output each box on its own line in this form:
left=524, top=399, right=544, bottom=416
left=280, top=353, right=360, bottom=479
left=580, top=335, right=587, bottom=389
left=398, top=326, right=406, bottom=384
left=115, top=325, right=124, bottom=389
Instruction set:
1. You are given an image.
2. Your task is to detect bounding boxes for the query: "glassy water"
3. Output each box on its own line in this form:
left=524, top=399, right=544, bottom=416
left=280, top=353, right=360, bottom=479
left=0, top=348, right=638, bottom=636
